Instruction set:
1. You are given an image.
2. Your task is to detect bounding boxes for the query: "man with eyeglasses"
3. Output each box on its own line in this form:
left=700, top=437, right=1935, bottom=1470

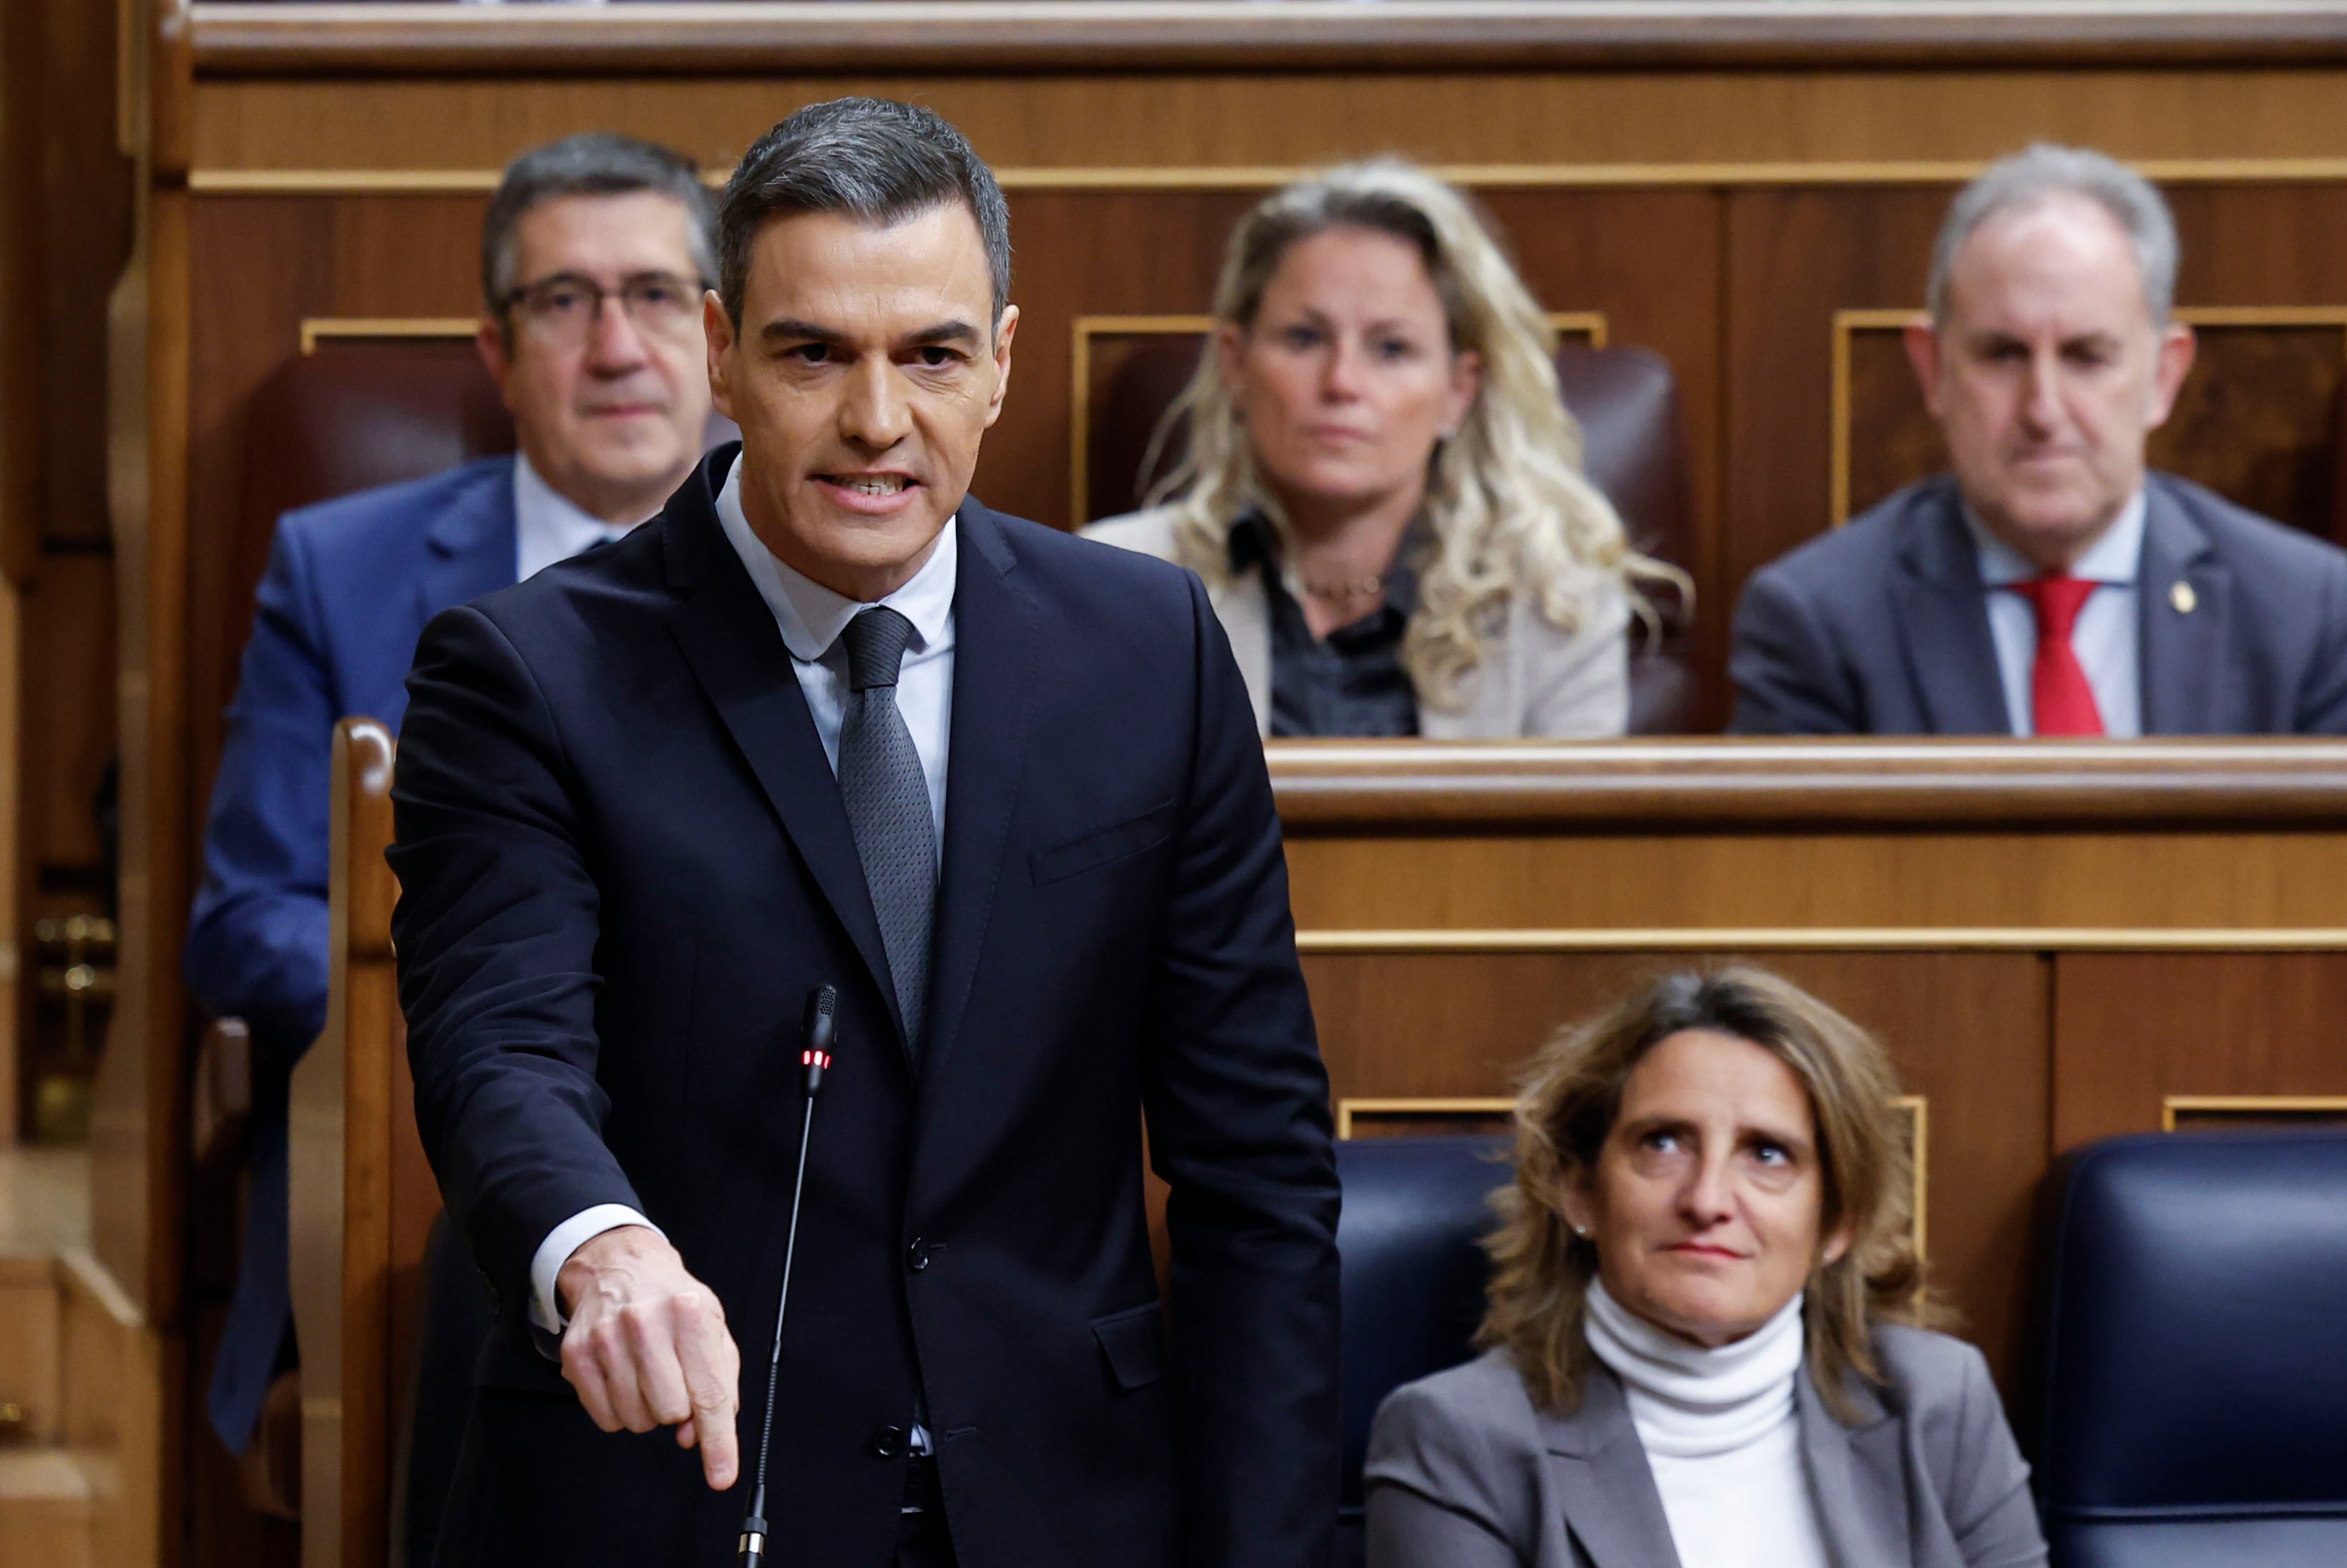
left=184, top=132, right=716, bottom=1527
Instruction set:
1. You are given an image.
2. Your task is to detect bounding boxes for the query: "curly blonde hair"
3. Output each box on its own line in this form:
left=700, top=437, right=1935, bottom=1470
left=1478, top=967, right=1937, bottom=1426
left=1146, top=160, right=1679, bottom=712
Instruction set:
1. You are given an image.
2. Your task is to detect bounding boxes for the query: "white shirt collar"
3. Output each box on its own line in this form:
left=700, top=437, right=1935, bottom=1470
left=711, top=451, right=957, bottom=665
left=512, top=450, right=633, bottom=581
left=1963, top=489, right=2147, bottom=588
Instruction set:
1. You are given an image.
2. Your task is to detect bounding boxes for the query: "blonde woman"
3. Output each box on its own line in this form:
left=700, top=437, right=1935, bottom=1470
left=1365, top=969, right=2046, bottom=1568
left=1084, top=162, right=1669, bottom=738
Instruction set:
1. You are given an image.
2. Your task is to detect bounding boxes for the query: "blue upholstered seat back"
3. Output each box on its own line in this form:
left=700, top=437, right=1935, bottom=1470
left=1334, top=1134, right=1510, bottom=1535
left=2034, top=1129, right=2347, bottom=1568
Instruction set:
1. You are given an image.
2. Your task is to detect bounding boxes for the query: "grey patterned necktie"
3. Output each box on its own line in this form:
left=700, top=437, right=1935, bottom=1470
left=837, top=606, right=937, bottom=1055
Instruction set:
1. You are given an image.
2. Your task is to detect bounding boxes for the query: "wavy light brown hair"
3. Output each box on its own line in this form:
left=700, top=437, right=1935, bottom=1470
left=1145, top=160, right=1682, bottom=712
left=1478, top=967, right=1935, bottom=1424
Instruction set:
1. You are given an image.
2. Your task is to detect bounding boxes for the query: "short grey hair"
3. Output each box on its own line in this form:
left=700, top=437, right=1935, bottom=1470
left=1926, top=143, right=2180, bottom=327
left=716, top=97, right=1013, bottom=329
left=480, top=133, right=717, bottom=309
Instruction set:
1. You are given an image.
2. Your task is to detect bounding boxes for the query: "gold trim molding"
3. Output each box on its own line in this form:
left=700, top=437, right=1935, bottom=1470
left=300, top=316, right=478, bottom=354
left=1335, top=1096, right=1514, bottom=1139
left=2160, top=1094, right=2347, bottom=1130
left=1069, top=310, right=1606, bottom=528
left=1829, top=304, right=2347, bottom=527
left=1295, top=927, right=2347, bottom=954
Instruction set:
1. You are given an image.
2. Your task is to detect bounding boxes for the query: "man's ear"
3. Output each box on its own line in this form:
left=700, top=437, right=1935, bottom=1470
left=1903, top=317, right=1947, bottom=421
left=703, top=290, right=736, bottom=423
left=2145, top=319, right=2197, bottom=431
left=476, top=314, right=515, bottom=408
left=982, top=303, right=1020, bottom=430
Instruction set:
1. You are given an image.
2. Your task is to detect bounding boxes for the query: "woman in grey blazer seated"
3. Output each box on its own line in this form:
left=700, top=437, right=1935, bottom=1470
left=1366, top=969, right=2047, bottom=1568
left=1084, top=162, right=1673, bottom=738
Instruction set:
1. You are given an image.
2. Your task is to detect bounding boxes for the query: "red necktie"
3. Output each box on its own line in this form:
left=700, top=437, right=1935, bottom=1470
left=2012, top=574, right=2104, bottom=737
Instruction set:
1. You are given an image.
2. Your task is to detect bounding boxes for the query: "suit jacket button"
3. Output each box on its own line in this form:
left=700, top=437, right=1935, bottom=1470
left=906, top=1238, right=930, bottom=1273
left=872, top=1425, right=906, bottom=1459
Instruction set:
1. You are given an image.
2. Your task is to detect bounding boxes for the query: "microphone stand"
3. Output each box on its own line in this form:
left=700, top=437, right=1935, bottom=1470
left=740, top=985, right=836, bottom=1567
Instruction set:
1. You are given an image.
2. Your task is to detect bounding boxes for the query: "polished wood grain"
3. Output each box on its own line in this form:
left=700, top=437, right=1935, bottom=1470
left=1269, top=739, right=2347, bottom=826
left=288, top=719, right=422, bottom=1568
left=186, top=72, right=2347, bottom=182
left=185, top=3, right=2347, bottom=76
left=2051, top=952, right=2347, bottom=1150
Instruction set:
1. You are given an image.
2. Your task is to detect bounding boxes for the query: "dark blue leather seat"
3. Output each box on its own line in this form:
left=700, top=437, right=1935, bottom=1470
left=1334, top=1135, right=1509, bottom=1567
left=2032, top=1129, right=2347, bottom=1568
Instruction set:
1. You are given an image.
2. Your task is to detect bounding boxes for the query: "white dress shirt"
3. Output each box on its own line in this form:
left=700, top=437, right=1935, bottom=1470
left=527, top=451, right=959, bottom=1332
left=1966, top=492, right=2145, bottom=738
left=512, top=451, right=634, bottom=582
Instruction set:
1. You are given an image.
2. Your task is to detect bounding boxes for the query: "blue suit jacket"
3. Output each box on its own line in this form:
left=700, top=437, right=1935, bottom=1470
left=1729, top=471, right=2347, bottom=735
left=186, top=455, right=517, bottom=1451
left=391, top=445, right=1342, bottom=1567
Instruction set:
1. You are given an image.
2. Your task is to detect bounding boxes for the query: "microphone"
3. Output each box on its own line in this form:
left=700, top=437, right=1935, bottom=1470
left=740, top=985, right=837, bottom=1566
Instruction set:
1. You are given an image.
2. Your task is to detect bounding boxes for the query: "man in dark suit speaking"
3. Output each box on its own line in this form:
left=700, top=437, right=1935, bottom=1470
left=390, top=99, right=1341, bottom=1567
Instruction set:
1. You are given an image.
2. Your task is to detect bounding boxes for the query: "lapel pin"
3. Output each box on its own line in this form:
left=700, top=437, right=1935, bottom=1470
left=2170, top=580, right=2197, bottom=615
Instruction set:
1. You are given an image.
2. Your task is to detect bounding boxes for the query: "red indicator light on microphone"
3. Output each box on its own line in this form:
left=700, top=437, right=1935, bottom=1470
left=800, top=1051, right=831, bottom=1069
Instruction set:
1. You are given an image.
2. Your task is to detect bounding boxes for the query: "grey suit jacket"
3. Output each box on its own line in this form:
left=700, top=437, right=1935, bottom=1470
left=1083, top=506, right=1630, bottom=739
left=1365, top=1335, right=2047, bottom=1568
left=1728, top=471, right=2347, bottom=735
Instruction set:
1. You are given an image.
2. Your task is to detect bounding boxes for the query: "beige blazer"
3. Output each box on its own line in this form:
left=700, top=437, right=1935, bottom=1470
left=1081, top=506, right=1631, bottom=739
left=1365, top=1338, right=2049, bottom=1568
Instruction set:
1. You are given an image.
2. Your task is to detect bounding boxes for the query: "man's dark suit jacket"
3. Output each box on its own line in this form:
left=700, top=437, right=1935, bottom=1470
left=1729, top=471, right=2347, bottom=735
left=185, top=455, right=517, bottom=1451
left=390, top=445, right=1342, bottom=1568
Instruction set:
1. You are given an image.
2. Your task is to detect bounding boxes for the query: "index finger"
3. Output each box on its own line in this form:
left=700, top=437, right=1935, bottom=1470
left=676, top=1307, right=743, bottom=1490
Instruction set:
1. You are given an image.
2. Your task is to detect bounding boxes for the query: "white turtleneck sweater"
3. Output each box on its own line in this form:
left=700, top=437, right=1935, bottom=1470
left=1583, top=1280, right=1830, bottom=1568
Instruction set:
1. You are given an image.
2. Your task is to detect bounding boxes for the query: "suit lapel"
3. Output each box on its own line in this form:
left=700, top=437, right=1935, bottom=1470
left=1892, top=490, right=2014, bottom=735
left=1541, top=1367, right=1684, bottom=1568
left=1801, top=1365, right=1910, bottom=1568
left=2137, top=481, right=2230, bottom=734
left=919, top=501, right=1037, bottom=1082
left=417, top=456, right=521, bottom=625
left=660, top=449, right=900, bottom=1050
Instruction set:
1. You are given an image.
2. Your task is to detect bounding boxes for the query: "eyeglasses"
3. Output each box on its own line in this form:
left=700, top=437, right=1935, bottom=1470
left=499, top=270, right=711, bottom=344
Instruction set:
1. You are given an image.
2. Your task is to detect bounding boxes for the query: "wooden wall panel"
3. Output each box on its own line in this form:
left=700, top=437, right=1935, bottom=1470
left=1724, top=186, right=1948, bottom=612
left=2051, top=952, right=2347, bottom=1150
left=186, top=69, right=2347, bottom=180
left=183, top=195, right=484, bottom=828
left=1304, top=948, right=2049, bottom=1386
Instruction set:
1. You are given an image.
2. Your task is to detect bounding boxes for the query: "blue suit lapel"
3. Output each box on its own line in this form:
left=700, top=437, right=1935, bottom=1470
left=2137, top=480, right=2230, bottom=734
left=1892, top=488, right=2014, bottom=735
left=660, top=449, right=904, bottom=1066
left=417, top=456, right=521, bottom=626
left=919, top=501, right=1037, bottom=1086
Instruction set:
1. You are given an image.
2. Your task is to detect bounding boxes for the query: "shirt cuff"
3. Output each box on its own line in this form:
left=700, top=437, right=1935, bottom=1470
left=529, top=1205, right=663, bottom=1333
